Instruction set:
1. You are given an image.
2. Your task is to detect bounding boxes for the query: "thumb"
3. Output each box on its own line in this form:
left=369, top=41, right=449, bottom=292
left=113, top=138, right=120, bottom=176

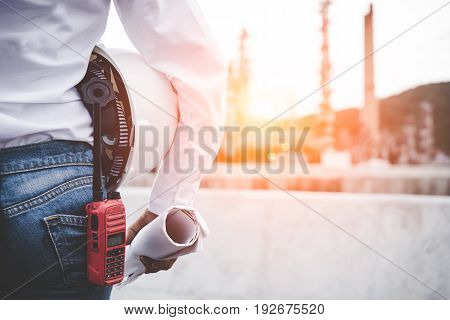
left=125, top=224, right=139, bottom=245
left=126, top=210, right=159, bottom=245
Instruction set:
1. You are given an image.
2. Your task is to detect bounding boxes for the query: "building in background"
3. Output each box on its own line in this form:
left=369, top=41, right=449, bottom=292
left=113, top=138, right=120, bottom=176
left=318, top=0, right=335, bottom=153
left=361, top=4, right=380, bottom=156
left=417, top=101, right=434, bottom=163
left=226, top=29, right=250, bottom=127
left=217, top=2, right=443, bottom=167
left=218, top=29, right=251, bottom=162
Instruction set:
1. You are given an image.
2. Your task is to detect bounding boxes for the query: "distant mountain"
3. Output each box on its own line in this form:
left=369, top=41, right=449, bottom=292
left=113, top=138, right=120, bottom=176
left=334, top=82, right=450, bottom=154
left=379, top=82, right=450, bottom=154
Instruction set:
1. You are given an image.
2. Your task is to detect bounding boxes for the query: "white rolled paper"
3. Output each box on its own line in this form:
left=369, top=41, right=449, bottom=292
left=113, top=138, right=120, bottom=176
left=119, top=206, right=209, bottom=286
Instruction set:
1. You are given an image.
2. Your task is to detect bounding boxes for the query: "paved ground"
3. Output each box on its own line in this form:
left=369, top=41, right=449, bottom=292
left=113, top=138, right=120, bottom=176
left=112, top=188, right=450, bottom=299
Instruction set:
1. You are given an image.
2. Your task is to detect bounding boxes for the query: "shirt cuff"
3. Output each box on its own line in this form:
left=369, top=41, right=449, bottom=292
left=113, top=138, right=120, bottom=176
left=148, top=178, right=200, bottom=215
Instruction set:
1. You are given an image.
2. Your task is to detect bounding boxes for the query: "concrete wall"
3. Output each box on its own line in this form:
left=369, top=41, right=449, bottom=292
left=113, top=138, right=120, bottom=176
left=112, top=188, right=450, bottom=299
left=200, top=164, right=450, bottom=195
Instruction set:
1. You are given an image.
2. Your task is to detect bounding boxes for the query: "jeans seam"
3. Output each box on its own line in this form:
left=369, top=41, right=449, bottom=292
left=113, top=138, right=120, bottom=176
left=2, top=176, right=93, bottom=219
left=44, top=214, right=87, bottom=285
left=45, top=214, right=86, bottom=227
left=43, top=218, right=69, bottom=285
left=1, top=163, right=93, bottom=176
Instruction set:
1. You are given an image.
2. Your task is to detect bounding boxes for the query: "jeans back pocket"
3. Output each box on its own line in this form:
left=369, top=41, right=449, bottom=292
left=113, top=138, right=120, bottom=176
left=44, top=214, right=87, bottom=285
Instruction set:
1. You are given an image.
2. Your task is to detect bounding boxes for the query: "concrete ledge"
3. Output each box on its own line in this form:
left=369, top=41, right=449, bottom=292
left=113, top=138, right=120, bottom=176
left=112, top=188, right=450, bottom=299
left=201, top=165, right=450, bottom=195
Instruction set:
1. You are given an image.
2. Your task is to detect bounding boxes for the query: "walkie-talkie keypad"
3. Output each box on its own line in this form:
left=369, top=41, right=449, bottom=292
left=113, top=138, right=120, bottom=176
left=107, top=248, right=124, bottom=256
left=105, top=248, right=125, bottom=279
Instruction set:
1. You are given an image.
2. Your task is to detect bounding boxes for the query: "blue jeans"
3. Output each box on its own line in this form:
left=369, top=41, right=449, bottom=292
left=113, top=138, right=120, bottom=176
left=0, top=140, right=112, bottom=299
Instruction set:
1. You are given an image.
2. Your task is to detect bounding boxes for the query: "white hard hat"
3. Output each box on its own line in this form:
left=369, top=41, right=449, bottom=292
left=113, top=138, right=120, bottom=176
left=77, top=45, right=179, bottom=191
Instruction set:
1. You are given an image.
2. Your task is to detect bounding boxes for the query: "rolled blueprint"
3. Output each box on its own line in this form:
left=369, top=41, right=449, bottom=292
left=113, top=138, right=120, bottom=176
left=120, top=206, right=209, bottom=285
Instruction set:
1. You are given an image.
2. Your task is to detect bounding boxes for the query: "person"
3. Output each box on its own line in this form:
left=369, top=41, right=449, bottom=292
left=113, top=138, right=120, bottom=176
left=0, top=0, right=226, bottom=300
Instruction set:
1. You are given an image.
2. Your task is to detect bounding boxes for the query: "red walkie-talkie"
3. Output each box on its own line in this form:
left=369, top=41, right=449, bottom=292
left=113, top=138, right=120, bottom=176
left=84, top=82, right=127, bottom=285
left=86, top=193, right=126, bottom=285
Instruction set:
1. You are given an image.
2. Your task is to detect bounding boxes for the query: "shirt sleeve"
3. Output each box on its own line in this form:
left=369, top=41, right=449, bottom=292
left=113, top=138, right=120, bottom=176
left=114, top=0, right=227, bottom=215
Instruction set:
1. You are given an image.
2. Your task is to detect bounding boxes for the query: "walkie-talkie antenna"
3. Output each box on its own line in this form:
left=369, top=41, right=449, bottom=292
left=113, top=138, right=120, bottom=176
left=76, top=57, right=116, bottom=201
left=92, top=101, right=104, bottom=202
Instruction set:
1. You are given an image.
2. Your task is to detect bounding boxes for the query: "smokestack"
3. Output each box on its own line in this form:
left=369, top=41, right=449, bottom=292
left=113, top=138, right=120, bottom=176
left=362, top=3, right=380, bottom=144
left=319, top=0, right=335, bottom=150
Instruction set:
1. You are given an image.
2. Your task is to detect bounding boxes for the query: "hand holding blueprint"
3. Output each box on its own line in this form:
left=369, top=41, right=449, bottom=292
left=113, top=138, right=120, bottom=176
left=120, top=206, right=209, bottom=285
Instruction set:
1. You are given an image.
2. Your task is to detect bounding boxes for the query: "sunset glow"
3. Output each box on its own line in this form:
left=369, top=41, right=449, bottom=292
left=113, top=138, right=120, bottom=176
left=104, top=0, right=450, bottom=118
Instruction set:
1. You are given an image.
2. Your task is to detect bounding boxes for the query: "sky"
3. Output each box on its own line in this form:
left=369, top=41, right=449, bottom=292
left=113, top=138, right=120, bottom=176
left=102, top=0, right=450, bottom=119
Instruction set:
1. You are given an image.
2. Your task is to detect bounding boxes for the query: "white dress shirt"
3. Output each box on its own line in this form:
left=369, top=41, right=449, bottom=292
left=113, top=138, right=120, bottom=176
left=0, top=0, right=226, bottom=215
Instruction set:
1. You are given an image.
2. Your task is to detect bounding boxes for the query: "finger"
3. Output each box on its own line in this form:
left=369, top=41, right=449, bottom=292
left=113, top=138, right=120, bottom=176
left=125, top=225, right=138, bottom=245
left=163, top=258, right=177, bottom=269
left=140, top=256, right=177, bottom=273
left=154, top=259, right=176, bottom=271
left=141, top=256, right=177, bottom=270
left=140, top=257, right=160, bottom=274
left=125, top=223, right=140, bottom=245
left=126, top=210, right=159, bottom=244
left=143, top=265, right=160, bottom=274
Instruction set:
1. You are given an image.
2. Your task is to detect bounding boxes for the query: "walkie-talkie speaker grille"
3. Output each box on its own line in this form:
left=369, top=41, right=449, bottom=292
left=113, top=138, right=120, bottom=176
left=77, top=46, right=135, bottom=192
left=77, top=45, right=179, bottom=192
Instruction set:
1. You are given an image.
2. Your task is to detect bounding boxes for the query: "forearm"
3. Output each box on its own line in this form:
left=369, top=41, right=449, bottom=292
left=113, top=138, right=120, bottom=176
left=115, top=0, right=226, bottom=214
